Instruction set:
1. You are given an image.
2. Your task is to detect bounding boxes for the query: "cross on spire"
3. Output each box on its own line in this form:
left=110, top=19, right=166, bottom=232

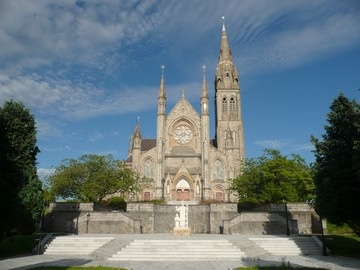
left=161, top=64, right=165, bottom=75
left=202, top=64, right=206, bottom=75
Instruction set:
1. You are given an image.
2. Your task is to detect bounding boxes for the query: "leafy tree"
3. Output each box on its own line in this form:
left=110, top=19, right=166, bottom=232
left=230, top=149, right=314, bottom=203
left=0, top=100, right=44, bottom=235
left=46, top=154, right=140, bottom=202
left=311, top=93, right=360, bottom=235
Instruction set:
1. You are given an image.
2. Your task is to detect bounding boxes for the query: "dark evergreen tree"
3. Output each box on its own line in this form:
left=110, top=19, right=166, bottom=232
left=311, top=93, right=360, bottom=235
left=0, top=100, right=44, bottom=235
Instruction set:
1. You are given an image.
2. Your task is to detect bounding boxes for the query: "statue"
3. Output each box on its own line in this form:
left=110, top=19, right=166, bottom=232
left=175, top=200, right=188, bottom=227
left=173, top=200, right=190, bottom=236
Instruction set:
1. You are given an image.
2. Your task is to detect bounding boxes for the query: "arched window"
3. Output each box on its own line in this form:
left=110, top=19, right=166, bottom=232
left=143, top=159, right=154, bottom=179
left=230, top=97, right=236, bottom=113
left=213, top=160, right=224, bottom=180
left=222, top=98, right=228, bottom=113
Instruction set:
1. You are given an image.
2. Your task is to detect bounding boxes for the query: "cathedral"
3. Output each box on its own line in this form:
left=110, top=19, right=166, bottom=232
left=126, top=19, right=244, bottom=203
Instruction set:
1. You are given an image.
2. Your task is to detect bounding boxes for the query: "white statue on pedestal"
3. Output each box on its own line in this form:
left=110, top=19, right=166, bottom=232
left=175, top=200, right=188, bottom=228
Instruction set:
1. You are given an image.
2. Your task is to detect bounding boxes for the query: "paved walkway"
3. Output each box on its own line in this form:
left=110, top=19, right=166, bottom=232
left=1, top=234, right=360, bottom=270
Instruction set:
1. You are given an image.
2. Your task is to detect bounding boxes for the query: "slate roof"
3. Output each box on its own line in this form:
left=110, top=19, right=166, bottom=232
left=141, top=139, right=156, bottom=151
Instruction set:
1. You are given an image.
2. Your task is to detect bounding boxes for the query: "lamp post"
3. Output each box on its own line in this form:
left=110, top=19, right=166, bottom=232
left=86, top=212, right=90, bottom=234
left=200, top=178, right=204, bottom=201
left=161, top=178, right=165, bottom=200
left=319, top=215, right=328, bottom=256
left=284, top=203, right=290, bottom=236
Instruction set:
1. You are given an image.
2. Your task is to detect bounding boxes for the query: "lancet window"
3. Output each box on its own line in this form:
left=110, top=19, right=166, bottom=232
left=230, top=97, right=236, bottom=113
left=143, top=159, right=154, bottom=179
left=213, top=160, right=224, bottom=180
left=222, top=97, right=228, bottom=113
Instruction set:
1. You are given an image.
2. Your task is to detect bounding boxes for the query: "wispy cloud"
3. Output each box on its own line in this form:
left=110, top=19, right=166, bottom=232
left=0, top=1, right=174, bottom=72
left=0, top=72, right=202, bottom=120
left=255, top=139, right=314, bottom=156
left=292, top=143, right=314, bottom=152
left=36, top=119, right=63, bottom=138
left=255, top=139, right=291, bottom=149
left=1, top=0, right=359, bottom=121
left=89, top=132, right=104, bottom=143
left=37, top=168, right=54, bottom=180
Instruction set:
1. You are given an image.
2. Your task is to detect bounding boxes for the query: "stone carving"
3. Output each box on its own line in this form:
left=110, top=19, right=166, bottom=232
left=174, top=125, right=192, bottom=145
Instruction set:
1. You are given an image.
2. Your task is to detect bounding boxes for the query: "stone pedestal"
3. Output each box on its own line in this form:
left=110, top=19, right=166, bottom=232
left=172, top=227, right=191, bottom=236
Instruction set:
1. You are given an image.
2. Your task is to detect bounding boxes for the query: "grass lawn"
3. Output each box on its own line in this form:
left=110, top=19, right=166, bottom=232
left=0, top=234, right=39, bottom=258
left=235, top=267, right=327, bottom=270
left=324, top=234, right=360, bottom=259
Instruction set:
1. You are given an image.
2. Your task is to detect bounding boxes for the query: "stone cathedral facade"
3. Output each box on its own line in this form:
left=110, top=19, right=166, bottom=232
left=126, top=20, right=244, bottom=203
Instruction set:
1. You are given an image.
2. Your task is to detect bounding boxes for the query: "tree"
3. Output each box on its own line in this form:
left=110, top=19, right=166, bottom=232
left=46, top=154, right=140, bottom=202
left=230, top=149, right=314, bottom=204
left=0, top=100, right=44, bottom=235
left=311, top=93, right=360, bottom=235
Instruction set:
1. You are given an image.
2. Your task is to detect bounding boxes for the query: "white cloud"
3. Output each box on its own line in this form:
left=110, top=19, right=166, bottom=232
left=255, top=139, right=291, bottom=149
left=184, top=0, right=359, bottom=75
left=36, top=119, right=63, bottom=138
left=1, top=0, right=359, bottom=121
left=0, top=0, right=174, bottom=72
left=37, top=168, right=54, bottom=180
left=89, top=132, right=104, bottom=142
left=0, top=71, right=203, bottom=120
left=292, top=143, right=314, bottom=152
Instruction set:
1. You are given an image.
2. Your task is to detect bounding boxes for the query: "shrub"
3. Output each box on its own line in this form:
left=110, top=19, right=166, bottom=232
left=107, top=197, right=126, bottom=211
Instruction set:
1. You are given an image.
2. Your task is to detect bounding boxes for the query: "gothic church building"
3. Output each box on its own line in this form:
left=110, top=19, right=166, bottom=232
left=126, top=20, right=244, bottom=203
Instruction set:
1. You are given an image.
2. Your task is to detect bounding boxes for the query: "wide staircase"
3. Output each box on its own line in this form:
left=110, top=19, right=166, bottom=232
left=43, top=235, right=323, bottom=259
left=43, top=235, right=114, bottom=255
left=249, top=236, right=323, bottom=256
left=108, top=239, right=246, bottom=261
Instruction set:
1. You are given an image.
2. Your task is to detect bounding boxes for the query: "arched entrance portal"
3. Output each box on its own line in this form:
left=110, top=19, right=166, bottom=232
left=176, top=179, right=191, bottom=201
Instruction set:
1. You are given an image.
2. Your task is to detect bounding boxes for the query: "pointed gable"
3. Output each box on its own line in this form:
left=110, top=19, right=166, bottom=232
left=167, top=95, right=199, bottom=119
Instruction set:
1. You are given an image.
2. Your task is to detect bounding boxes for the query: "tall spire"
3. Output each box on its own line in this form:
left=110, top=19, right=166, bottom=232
left=201, top=64, right=209, bottom=116
left=132, top=117, right=142, bottom=151
left=158, top=64, right=166, bottom=116
left=159, top=64, right=166, bottom=98
left=201, top=64, right=208, bottom=98
left=134, top=116, right=142, bottom=139
left=215, top=16, right=239, bottom=90
left=219, top=16, right=233, bottom=63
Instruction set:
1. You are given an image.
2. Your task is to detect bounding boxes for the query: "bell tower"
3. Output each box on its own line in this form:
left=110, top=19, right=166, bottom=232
left=214, top=17, right=245, bottom=173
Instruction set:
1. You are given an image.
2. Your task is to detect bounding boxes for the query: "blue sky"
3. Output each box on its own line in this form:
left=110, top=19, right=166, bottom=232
left=0, top=0, right=359, bottom=180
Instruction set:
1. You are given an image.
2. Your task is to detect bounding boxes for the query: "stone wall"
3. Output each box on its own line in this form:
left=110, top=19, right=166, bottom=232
left=44, top=202, right=320, bottom=235
left=126, top=203, right=154, bottom=233
left=77, top=212, right=141, bottom=234
left=209, top=203, right=238, bottom=234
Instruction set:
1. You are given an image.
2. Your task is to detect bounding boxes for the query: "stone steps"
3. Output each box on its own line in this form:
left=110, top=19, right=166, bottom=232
left=108, top=239, right=246, bottom=261
left=249, top=236, right=322, bottom=256
left=44, top=236, right=114, bottom=255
